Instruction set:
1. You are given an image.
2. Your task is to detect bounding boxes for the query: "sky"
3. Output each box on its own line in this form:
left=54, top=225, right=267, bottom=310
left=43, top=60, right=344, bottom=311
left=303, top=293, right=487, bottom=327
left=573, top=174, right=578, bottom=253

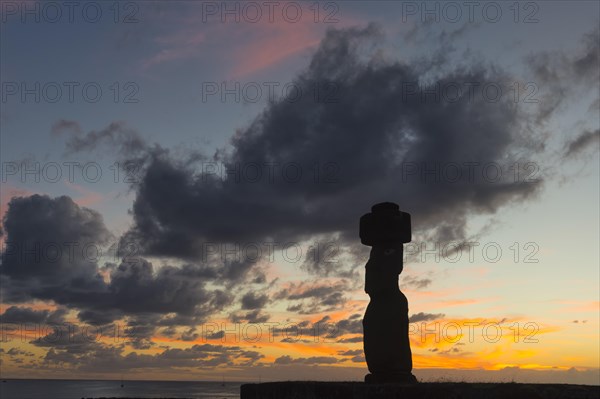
left=0, top=0, right=599, bottom=385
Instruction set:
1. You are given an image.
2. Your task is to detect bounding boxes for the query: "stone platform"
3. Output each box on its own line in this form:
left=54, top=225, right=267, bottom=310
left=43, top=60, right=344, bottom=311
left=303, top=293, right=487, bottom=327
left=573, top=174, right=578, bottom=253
left=240, top=381, right=600, bottom=399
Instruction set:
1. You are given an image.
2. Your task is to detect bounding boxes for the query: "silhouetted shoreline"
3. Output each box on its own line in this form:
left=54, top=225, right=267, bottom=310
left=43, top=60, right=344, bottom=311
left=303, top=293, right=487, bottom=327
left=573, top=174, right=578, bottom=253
left=241, top=381, right=600, bottom=399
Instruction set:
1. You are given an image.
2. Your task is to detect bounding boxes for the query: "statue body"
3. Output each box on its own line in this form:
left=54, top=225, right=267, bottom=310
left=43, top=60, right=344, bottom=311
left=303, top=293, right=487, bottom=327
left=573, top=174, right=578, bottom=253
left=360, top=202, right=417, bottom=384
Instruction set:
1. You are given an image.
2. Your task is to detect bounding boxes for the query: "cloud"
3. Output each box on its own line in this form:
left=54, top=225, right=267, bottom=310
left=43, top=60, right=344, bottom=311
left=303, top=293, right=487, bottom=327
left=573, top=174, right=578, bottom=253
left=526, top=26, right=599, bottom=124
left=205, top=330, right=225, bottom=340
left=63, top=121, right=148, bottom=159
left=51, top=119, right=82, bottom=136
left=0, top=306, right=67, bottom=324
left=337, top=336, right=362, bottom=343
left=338, top=349, right=362, bottom=356
left=0, top=194, right=111, bottom=287
left=401, top=275, right=433, bottom=290
left=6, top=348, right=34, bottom=357
left=527, top=27, right=599, bottom=86
left=300, top=237, right=364, bottom=278
left=241, top=292, right=269, bottom=310
left=107, top=260, right=214, bottom=315
left=564, top=129, right=600, bottom=158
left=310, top=314, right=363, bottom=339
left=33, top=335, right=265, bottom=372
left=22, top=22, right=583, bottom=330
left=274, top=355, right=339, bottom=365
left=409, top=312, right=445, bottom=323
left=274, top=281, right=349, bottom=314
left=103, top=23, right=547, bottom=263
left=0, top=195, right=240, bottom=327
left=229, top=309, right=270, bottom=323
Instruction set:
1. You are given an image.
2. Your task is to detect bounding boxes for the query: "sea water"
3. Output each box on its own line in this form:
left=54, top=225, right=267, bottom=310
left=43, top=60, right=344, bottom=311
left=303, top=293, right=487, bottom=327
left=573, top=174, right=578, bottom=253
left=0, top=379, right=242, bottom=399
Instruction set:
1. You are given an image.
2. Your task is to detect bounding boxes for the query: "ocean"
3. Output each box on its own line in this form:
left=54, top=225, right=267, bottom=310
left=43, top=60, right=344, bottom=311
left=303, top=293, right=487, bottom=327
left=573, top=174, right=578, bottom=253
left=0, top=379, right=242, bottom=399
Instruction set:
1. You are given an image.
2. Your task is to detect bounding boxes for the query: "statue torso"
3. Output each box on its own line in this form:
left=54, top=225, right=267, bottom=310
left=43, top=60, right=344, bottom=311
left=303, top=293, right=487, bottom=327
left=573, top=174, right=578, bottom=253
left=365, top=246, right=404, bottom=297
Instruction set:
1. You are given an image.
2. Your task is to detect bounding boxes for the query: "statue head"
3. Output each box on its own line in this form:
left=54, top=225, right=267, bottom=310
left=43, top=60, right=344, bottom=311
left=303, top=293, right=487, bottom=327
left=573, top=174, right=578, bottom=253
left=359, top=202, right=412, bottom=247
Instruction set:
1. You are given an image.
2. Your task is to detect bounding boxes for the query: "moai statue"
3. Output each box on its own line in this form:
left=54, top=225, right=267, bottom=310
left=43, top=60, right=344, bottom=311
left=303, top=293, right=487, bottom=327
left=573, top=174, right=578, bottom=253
left=360, top=202, right=417, bottom=384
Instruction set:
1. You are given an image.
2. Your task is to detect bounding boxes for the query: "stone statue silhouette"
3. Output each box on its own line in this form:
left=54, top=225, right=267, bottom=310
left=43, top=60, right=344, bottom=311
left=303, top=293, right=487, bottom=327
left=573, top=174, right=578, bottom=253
left=360, top=202, right=418, bottom=384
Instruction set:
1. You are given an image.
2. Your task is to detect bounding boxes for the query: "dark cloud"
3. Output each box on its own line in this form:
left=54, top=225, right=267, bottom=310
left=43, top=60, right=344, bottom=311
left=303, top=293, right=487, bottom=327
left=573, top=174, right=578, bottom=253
left=241, top=292, right=269, bottom=310
left=268, top=315, right=362, bottom=343
left=180, top=327, right=199, bottom=342
left=33, top=334, right=264, bottom=372
left=63, top=121, right=148, bottom=158
left=573, top=28, right=600, bottom=79
left=0, top=306, right=67, bottom=324
left=6, top=348, right=34, bottom=357
left=77, top=309, right=122, bottom=326
left=409, top=312, right=445, bottom=323
left=274, top=281, right=349, bottom=314
left=124, top=315, right=163, bottom=349
left=108, top=260, right=213, bottom=315
left=338, top=349, right=362, bottom=356
left=306, top=314, right=363, bottom=340
left=439, top=343, right=465, bottom=355
left=69, top=259, right=235, bottom=325
left=401, top=275, right=433, bottom=290
left=229, top=309, right=270, bottom=323
left=205, top=330, right=225, bottom=340
left=103, top=23, right=547, bottom=264
left=528, top=30, right=599, bottom=85
left=526, top=27, right=599, bottom=124
left=0, top=195, right=111, bottom=304
left=0, top=195, right=238, bottom=327
left=1, top=195, right=111, bottom=282
left=8, top=23, right=584, bottom=332
left=51, top=119, right=82, bottom=136
left=274, top=355, right=339, bottom=365
left=300, top=238, right=364, bottom=278
left=329, top=316, right=363, bottom=337
left=564, top=129, right=600, bottom=158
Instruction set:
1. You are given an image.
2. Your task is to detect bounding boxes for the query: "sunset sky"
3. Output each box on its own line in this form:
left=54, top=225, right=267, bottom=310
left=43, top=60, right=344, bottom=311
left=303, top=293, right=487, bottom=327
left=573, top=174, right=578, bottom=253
left=0, top=1, right=599, bottom=385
